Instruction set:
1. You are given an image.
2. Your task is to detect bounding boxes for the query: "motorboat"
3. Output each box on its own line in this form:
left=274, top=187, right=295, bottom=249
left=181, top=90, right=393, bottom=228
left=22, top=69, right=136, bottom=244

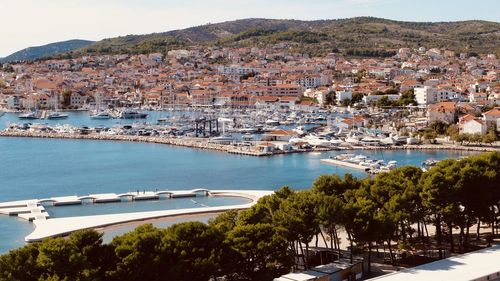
left=47, top=112, right=69, bottom=119
left=242, top=133, right=255, bottom=141
left=209, top=135, right=236, bottom=144
left=18, top=111, right=39, bottom=119
left=157, top=117, right=169, bottom=124
left=329, top=139, right=343, bottom=146
left=90, top=111, right=111, bottom=119
left=120, top=110, right=148, bottom=119
left=265, top=119, right=280, bottom=126
left=303, top=135, right=332, bottom=147
left=293, top=126, right=306, bottom=135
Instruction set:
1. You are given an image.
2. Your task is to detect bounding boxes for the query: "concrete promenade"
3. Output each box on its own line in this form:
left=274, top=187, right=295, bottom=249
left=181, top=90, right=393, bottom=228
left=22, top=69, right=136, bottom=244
left=0, top=189, right=273, bottom=242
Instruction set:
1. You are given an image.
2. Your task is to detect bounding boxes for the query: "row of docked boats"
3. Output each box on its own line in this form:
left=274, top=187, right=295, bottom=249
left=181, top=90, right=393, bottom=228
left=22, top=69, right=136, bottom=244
left=18, top=111, right=69, bottom=120
left=90, top=109, right=148, bottom=119
left=15, top=109, right=149, bottom=120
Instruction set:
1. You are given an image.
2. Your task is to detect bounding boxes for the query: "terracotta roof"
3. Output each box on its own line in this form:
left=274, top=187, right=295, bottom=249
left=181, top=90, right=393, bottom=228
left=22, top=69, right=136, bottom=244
left=428, top=101, right=457, bottom=112
left=483, top=107, right=500, bottom=117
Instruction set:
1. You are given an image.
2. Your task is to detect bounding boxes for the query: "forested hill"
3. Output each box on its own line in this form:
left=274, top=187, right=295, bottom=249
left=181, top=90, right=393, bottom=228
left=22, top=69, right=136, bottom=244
left=1, top=39, right=94, bottom=63
left=73, top=17, right=500, bottom=57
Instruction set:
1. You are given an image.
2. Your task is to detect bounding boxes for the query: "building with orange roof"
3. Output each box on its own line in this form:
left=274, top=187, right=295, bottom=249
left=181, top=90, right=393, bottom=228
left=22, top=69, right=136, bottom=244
left=427, top=101, right=458, bottom=124
left=482, top=107, right=500, bottom=128
left=459, top=114, right=487, bottom=135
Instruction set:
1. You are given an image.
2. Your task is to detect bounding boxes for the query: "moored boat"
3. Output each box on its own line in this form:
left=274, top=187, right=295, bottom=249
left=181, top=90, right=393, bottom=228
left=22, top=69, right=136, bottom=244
left=47, top=112, right=69, bottom=119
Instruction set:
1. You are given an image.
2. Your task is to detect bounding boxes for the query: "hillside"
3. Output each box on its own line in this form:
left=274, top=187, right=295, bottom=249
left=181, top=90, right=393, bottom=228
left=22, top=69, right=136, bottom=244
left=72, top=18, right=500, bottom=58
left=1, top=39, right=94, bottom=63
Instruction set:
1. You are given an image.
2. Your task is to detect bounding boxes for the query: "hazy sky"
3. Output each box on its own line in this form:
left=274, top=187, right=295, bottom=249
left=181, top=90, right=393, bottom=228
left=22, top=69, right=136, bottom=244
left=1, top=0, right=499, bottom=57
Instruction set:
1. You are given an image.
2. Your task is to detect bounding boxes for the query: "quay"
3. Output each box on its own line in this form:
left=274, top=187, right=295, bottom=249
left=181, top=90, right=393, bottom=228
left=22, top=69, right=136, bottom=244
left=1, top=130, right=498, bottom=157
left=320, top=158, right=370, bottom=171
left=0, top=130, right=337, bottom=156
left=0, top=189, right=273, bottom=242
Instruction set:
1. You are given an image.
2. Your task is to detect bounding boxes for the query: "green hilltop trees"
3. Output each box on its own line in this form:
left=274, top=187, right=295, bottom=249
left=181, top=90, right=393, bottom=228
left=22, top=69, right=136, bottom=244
left=1, top=152, right=499, bottom=281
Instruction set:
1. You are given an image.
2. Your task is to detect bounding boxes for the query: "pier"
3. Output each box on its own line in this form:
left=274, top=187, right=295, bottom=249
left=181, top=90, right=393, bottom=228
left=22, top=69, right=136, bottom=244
left=320, top=158, right=370, bottom=171
left=0, top=189, right=273, bottom=242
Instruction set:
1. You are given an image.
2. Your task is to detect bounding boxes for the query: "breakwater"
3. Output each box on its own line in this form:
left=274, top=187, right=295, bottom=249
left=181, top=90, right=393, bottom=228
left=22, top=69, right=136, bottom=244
left=1, top=130, right=498, bottom=156
left=0, top=130, right=271, bottom=156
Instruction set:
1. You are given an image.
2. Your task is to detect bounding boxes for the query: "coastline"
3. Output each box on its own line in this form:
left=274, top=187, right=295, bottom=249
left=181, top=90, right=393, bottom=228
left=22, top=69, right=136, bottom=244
left=1, top=130, right=498, bottom=155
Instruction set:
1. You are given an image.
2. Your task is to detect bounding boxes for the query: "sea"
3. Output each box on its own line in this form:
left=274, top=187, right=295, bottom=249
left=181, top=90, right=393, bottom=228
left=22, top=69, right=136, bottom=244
left=0, top=112, right=476, bottom=253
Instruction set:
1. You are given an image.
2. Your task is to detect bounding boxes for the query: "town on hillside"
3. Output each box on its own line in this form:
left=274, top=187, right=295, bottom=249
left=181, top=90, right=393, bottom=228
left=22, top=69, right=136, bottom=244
left=0, top=45, right=498, bottom=152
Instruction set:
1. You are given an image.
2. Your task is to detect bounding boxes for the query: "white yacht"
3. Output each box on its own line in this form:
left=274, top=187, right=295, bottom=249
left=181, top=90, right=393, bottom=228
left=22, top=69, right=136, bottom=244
left=120, top=109, right=148, bottom=119
left=242, top=133, right=255, bottom=141
left=293, top=126, right=306, bottom=135
left=303, top=135, right=332, bottom=147
left=209, top=135, right=236, bottom=144
left=265, top=119, right=280, bottom=126
left=47, top=111, right=69, bottom=119
left=90, top=111, right=111, bottom=119
left=19, top=111, right=39, bottom=119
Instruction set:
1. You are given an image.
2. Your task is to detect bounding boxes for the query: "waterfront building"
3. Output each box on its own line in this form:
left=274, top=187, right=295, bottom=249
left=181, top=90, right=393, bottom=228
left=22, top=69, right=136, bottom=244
left=427, top=101, right=457, bottom=124
left=459, top=114, right=487, bottom=135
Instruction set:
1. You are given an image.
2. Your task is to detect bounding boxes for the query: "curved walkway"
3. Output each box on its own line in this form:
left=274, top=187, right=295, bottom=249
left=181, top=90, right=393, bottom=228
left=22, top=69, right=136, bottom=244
left=0, top=189, right=272, bottom=242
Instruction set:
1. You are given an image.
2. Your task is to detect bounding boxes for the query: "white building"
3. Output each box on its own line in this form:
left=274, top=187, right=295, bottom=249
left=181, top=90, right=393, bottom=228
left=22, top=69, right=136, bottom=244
left=70, top=92, right=87, bottom=108
left=469, top=92, right=488, bottom=104
left=296, top=76, right=322, bottom=89
left=459, top=115, right=487, bottom=135
left=336, top=91, right=352, bottom=103
left=487, top=93, right=500, bottom=105
left=6, top=95, right=22, bottom=109
left=415, top=86, right=460, bottom=105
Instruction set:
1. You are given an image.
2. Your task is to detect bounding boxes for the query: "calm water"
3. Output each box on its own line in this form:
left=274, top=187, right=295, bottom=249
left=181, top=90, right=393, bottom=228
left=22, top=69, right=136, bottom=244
left=0, top=114, right=476, bottom=253
left=45, top=196, right=251, bottom=218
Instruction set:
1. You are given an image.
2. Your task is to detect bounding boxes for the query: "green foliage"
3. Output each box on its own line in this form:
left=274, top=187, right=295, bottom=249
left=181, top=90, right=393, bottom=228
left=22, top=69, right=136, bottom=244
left=398, top=90, right=417, bottom=106
left=60, top=18, right=500, bottom=58
left=429, top=120, right=450, bottom=135
left=345, top=49, right=396, bottom=58
left=324, top=91, right=336, bottom=105
left=351, top=93, right=364, bottom=105
left=62, top=90, right=72, bottom=108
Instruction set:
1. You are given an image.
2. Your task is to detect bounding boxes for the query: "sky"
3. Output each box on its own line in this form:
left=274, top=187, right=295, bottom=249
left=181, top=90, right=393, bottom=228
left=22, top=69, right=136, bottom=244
left=1, top=0, right=499, bottom=57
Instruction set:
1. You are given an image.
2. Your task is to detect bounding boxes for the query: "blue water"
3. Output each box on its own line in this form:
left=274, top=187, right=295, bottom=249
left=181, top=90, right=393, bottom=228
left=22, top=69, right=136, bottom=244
left=0, top=123, right=476, bottom=254
left=45, top=196, right=251, bottom=218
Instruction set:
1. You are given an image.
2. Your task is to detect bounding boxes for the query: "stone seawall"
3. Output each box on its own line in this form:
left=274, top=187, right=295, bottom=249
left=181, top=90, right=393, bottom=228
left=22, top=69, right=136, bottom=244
left=1, top=130, right=498, bottom=155
left=0, top=130, right=272, bottom=156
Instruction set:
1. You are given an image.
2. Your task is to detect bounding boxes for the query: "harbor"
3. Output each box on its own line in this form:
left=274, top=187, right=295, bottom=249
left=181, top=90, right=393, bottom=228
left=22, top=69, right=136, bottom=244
left=1, top=124, right=498, bottom=156
left=0, top=136, right=479, bottom=253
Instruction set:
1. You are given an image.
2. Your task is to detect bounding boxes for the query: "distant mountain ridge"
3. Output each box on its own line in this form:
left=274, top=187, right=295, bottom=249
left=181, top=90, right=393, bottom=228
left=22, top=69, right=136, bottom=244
left=1, top=39, right=94, bottom=63
left=74, top=17, right=500, bottom=57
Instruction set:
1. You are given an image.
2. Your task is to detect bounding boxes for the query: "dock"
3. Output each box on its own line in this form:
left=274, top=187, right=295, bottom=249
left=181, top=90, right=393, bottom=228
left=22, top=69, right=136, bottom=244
left=320, top=158, right=370, bottom=171
left=0, top=189, right=273, bottom=242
